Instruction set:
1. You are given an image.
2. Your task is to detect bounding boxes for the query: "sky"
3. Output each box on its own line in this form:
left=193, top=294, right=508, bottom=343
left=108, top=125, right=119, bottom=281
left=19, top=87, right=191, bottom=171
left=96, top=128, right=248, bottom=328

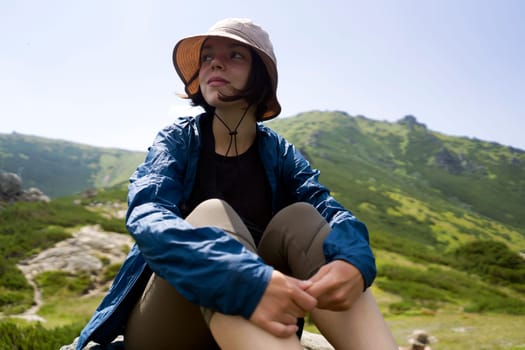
left=1, top=0, right=524, bottom=152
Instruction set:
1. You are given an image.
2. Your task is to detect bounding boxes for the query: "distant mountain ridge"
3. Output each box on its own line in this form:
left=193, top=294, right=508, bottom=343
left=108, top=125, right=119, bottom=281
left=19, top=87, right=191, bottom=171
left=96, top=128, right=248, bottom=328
left=0, top=132, right=146, bottom=198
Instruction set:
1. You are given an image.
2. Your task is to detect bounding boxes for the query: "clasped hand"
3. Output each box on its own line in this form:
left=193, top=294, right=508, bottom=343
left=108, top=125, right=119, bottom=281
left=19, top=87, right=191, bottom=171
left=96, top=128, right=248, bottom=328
left=249, top=260, right=364, bottom=338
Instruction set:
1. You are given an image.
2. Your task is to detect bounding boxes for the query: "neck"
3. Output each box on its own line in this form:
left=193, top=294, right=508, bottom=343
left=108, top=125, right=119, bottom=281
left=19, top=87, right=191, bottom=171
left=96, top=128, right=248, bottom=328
left=212, top=105, right=257, bottom=156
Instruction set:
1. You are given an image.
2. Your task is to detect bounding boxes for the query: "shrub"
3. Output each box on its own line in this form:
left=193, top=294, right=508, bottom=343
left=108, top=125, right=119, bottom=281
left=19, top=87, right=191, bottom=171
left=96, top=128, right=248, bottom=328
left=0, top=320, right=83, bottom=350
left=99, top=217, right=128, bottom=234
left=388, top=301, right=416, bottom=314
left=377, top=264, right=525, bottom=314
left=34, top=271, right=94, bottom=298
left=452, top=240, right=525, bottom=286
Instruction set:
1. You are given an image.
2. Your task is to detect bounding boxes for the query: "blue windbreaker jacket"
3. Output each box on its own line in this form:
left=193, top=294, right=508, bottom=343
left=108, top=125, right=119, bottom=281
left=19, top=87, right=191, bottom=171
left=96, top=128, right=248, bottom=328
left=76, top=113, right=376, bottom=349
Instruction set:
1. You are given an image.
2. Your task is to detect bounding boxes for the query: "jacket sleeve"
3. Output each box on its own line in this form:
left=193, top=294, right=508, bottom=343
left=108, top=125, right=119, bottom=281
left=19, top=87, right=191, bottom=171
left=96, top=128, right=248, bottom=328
left=279, top=139, right=376, bottom=288
left=126, top=123, right=273, bottom=319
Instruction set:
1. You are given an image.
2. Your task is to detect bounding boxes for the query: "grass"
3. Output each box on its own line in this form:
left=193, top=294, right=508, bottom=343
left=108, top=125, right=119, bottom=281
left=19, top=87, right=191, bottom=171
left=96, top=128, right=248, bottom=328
left=305, top=286, right=525, bottom=350
left=37, top=295, right=101, bottom=329
left=0, top=319, right=84, bottom=350
left=388, top=313, right=525, bottom=350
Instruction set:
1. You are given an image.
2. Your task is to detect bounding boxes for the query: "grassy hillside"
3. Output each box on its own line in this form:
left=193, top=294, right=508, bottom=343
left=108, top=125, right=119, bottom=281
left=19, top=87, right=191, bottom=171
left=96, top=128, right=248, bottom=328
left=0, top=132, right=145, bottom=198
left=268, top=111, right=524, bottom=246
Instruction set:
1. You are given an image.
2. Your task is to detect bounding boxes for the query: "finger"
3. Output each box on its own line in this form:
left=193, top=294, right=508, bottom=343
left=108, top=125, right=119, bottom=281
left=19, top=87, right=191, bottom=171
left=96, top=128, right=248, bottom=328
left=275, top=312, right=297, bottom=326
left=286, top=274, right=313, bottom=289
left=319, top=288, right=352, bottom=310
left=283, top=276, right=317, bottom=313
left=305, top=273, right=331, bottom=299
left=307, top=264, right=330, bottom=284
left=295, top=279, right=313, bottom=290
left=265, top=320, right=299, bottom=338
left=292, top=287, right=317, bottom=312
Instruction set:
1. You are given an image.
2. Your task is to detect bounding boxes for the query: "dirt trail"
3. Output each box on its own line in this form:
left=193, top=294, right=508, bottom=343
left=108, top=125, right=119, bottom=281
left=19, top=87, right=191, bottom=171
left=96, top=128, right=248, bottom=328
left=12, top=265, right=46, bottom=323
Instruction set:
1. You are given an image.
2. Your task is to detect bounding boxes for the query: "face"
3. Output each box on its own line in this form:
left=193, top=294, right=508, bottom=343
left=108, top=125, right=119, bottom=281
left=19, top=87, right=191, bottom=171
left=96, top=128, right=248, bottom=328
left=198, top=36, right=253, bottom=108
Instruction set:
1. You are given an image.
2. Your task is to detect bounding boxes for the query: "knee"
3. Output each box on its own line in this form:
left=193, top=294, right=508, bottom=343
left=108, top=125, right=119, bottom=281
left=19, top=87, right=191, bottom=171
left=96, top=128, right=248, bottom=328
left=189, top=198, right=239, bottom=221
left=192, top=198, right=230, bottom=212
left=271, top=202, right=319, bottom=225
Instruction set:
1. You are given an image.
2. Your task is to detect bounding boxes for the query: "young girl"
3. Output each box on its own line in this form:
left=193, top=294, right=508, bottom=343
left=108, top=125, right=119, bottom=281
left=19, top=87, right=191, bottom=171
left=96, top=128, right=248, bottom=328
left=76, top=18, right=398, bottom=350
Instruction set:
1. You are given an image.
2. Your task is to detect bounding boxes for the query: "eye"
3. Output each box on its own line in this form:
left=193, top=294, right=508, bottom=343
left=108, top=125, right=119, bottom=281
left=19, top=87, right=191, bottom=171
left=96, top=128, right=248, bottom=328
left=201, top=53, right=212, bottom=63
left=231, top=51, right=244, bottom=60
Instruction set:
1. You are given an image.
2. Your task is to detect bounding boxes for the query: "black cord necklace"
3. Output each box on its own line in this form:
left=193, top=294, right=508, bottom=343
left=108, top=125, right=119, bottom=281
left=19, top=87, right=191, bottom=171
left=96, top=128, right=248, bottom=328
left=213, top=107, right=250, bottom=157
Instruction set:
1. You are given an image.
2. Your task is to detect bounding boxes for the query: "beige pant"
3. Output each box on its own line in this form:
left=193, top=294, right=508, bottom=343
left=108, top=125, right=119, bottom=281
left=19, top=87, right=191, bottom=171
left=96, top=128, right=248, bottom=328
left=124, top=199, right=331, bottom=350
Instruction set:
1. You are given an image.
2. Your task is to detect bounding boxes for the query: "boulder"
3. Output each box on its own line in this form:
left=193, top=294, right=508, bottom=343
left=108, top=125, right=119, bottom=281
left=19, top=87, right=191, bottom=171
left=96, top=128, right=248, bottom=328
left=18, top=187, right=50, bottom=202
left=0, top=172, right=49, bottom=203
left=0, top=172, right=22, bottom=199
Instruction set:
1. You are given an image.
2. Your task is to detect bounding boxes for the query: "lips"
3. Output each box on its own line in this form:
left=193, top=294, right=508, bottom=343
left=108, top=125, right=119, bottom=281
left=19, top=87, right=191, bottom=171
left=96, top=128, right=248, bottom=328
left=207, top=76, right=229, bottom=86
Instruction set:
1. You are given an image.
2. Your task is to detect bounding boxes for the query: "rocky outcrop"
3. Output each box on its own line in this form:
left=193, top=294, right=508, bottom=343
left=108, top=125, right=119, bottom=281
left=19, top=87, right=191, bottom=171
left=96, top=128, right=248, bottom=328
left=0, top=172, right=49, bottom=203
left=18, top=225, right=134, bottom=278
left=15, top=225, right=134, bottom=323
left=60, top=331, right=335, bottom=350
left=397, top=115, right=427, bottom=129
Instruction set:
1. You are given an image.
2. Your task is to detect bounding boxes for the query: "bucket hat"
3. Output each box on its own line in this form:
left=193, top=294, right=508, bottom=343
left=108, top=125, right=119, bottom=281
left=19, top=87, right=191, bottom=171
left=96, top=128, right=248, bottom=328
left=172, top=18, right=281, bottom=120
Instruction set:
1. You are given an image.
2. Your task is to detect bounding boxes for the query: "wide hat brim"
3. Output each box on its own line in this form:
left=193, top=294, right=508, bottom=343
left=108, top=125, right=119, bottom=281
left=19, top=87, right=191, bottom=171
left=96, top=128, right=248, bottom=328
left=172, top=20, right=281, bottom=121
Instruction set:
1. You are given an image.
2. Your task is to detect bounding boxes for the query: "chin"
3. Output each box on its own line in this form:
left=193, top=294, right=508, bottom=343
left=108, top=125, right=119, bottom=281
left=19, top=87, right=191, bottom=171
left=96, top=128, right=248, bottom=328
left=202, top=92, right=223, bottom=107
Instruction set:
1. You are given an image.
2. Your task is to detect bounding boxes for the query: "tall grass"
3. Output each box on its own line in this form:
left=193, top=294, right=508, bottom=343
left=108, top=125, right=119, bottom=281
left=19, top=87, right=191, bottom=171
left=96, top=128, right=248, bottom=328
left=0, top=320, right=83, bottom=350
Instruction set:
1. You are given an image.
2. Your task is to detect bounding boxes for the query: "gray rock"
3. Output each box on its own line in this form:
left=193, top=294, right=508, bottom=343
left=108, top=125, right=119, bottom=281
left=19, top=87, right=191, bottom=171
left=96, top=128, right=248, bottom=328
left=18, top=225, right=134, bottom=278
left=0, top=172, right=22, bottom=198
left=301, top=331, right=335, bottom=349
left=19, top=187, right=50, bottom=202
left=0, top=172, right=49, bottom=203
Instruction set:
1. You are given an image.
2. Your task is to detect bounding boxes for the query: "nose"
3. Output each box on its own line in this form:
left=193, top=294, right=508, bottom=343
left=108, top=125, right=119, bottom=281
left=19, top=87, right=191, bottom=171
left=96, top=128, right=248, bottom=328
left=211, top=56, right=224, bottom=70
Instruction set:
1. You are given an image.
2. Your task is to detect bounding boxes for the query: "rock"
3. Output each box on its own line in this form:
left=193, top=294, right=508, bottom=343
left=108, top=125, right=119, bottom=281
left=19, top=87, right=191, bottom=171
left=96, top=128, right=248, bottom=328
left=61, top=331, right=334, bottom=349
left=0, top=172, right=22, bottom=199
left=19, top=187, right=50, bottom=202
left=301, top=331, right=335, bottom=349
left=434, top=147, right=464, bottom=174
left=0, top=172, right=49, bottom=203
left=18, top=225, right=134, bottom=278
left=397, top=115, right=427, bottom=129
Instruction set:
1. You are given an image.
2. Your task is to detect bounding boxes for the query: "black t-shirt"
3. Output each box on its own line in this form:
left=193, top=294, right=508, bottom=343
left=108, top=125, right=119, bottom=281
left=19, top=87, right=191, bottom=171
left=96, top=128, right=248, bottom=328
left=185, top=114, right=272, bottom=245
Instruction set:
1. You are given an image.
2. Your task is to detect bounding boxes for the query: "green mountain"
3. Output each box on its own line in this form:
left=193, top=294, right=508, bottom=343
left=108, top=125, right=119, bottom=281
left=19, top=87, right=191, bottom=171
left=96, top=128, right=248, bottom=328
left=0, top=132, right=146, bottom=198
left=267, top=111, right=525, bottom=249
